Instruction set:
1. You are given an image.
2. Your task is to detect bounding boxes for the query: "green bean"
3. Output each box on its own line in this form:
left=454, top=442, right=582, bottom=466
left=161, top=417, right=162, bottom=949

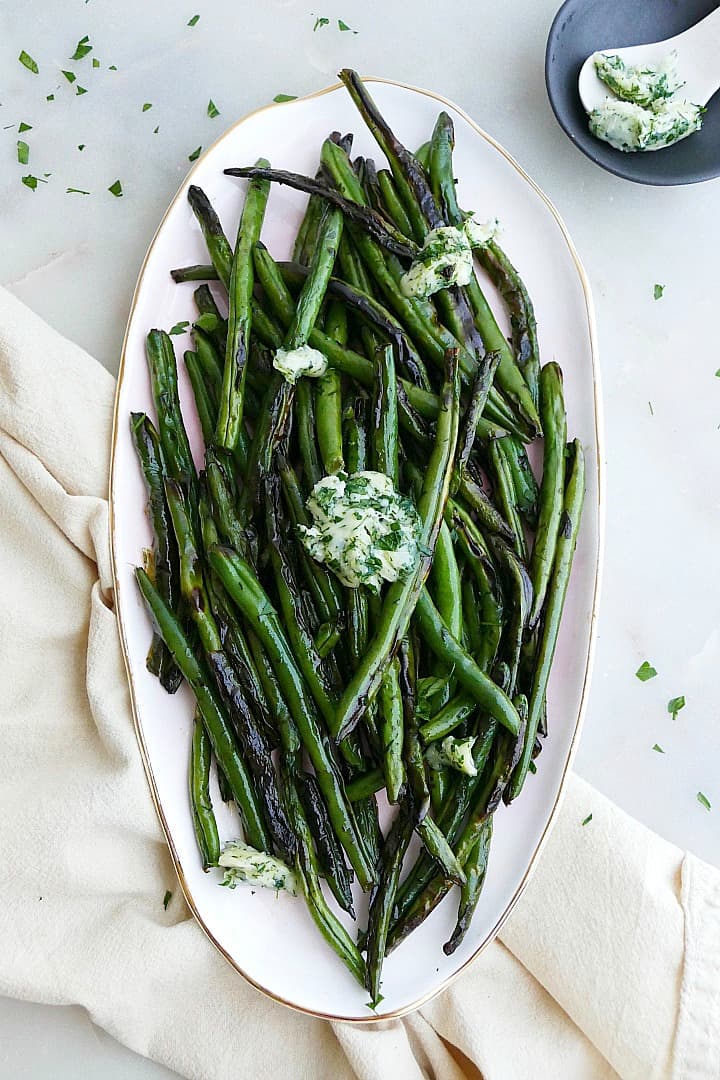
left=167, top=478, right=296, bottom=856
left=372, top=343, right=399, bottom=482
left=449, top=501, right=504, bottom=674
left=442, top=818, right=492, bottom=956
left=193, top=284, right=226, bottom=348
left=428, top=111, right=541, bottom=433
left=457, top=474, right=515, bottom=544
left=474, top=240, right=541, bottom=408
left=264, top=474, right=339, bottom=728
left=135, top=568, right=270, bottom=851
left=208, top=546, right=376, bottom=889
left=502, top=436, right=539, bottom=527
left=283, top=768, right=365, bottom=985
left=276, top=452, right=341, bottom=622
left=488, top=537, right=533, bottom=696
left=164, top=477, right=219, bottom=653
left=509, top=439, right=584, bottom=799
left=414, top=589, right=520, bottom=736
left=293, top=379, right=321, bottom=492
left=187, top=186, right=233, bottom=287
left=225, top=165, right=417, bottom=259
left=378, top=659, right=405, bottom=803
left=346, top=768, right=384, bottom=801
left=190, top=712, right=221, bottom=870
left=339, top=69, right=434, bottom=242
left=333, top=350, right=461, bottom=742
left=171, top=263, right=218, bottom=284
left=146, top=330, right=196, bottom=492
left=377, top=169, right=414, bottom=239
left=315, top=300, right=346, bottom=474
left=528, top=363, right=567, bottom=627
left=365, top=798, right=414, bottom=1003
left=391, top=715, right=497, bottom=929
left=417, top=814, right=466, bottom=886
left=454, top=355, right=501, bottom=487
left=430, top=521, right=463, bottom=639
left=184, top=350, right=216, bottom=446
left=488, top=439, right=528, bottom=562
left=218, top=161, right=270, bottom=449
left=130, top=412, right=182, bottom=694
left=419, top=694, right=476, bottom=744
left=414, top=141, right=431, bottom=171
left=297, top=772, right=355, bottom=917
left=277, top=260, right=432, bottom=393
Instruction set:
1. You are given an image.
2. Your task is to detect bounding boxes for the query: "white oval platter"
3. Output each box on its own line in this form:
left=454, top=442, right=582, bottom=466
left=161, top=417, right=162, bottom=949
left=110, top=77, right=604, bottom=1022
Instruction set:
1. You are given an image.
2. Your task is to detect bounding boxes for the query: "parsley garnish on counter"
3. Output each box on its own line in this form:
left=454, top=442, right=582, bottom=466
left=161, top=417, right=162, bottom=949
left=581, top=814, right=593, bottom=826
left=187, top=14, right=200, bottom=26
left=313, top=15, right=329, bottom=31
left=635, top=660, right=657, bottom=682
left=17, top=141, right=29, bottom=165
left=19, top=51, right=39, bottom=74
left=697, top=791, right=712, bottom=811
left=70, top=35, right=92, bottom=61
left=653, top=283, right=665, bottom=300
left=108, top=179, right=123, bottom=197
left=273, top=94, right=297, bottom=103
left=667, top=695, right=685, bottom=720
left=207, top=99, right=220, bottom=119
left=188, top=146, right=202, bottom=161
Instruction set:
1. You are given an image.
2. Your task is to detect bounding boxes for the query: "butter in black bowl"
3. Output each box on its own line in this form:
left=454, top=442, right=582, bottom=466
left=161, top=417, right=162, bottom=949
left=545, top=0, right=720, bottom=185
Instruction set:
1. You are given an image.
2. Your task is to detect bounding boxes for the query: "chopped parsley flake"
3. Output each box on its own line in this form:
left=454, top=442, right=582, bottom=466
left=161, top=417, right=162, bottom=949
left=648, top=401, right=654, bottom=415
left=207, top=99, right=220, bottom=118
left=17, top=141, right=29, bottom=165
left=169, top=321, right=190, bottom=335
left=697, top=791, right=711, bottom=811
left=108, top=64, right=117, bottom=70
left=18, top=122, right=32, bottom=133
left=635, top=660, right=657, bottom=682
left=46, top=94, right=54, bottom=101
left=652, top=743, right=665, bottom=753
left=153, top=126, right=159, bottom=134
left=313, top=15, right=329, bottom=31
left=21, top=174, right=47, bottom=191
left=92, top=57, right=100, bottom=68
left=76, top=85, right=88, bottom=95
left=142, top=102, right=152, bottom=112
left=187, top=13, right=200, bottom=25
left=163, top=889, right=172, bottom=909
left=581, top=813, right=593, bottom=826
left=62, top=70, right=76, bottom=83
left=70, top=35, right=93, bottom=61
left=188, top=146, right=202, bottom=161
left=667, top=695, right=685, bottom=720
left=19, top=51, right=39, bottom=74
left=77, top=143, right=86, bottom=150
left=66, top=187, right=90, bottom=194
left=108, top=179, right=123, bottom=197
left=654, top=283, right=665, bottom=300
left=338, top=19, right=357, bottom=32
left=273, top=93, right=297, bottom=103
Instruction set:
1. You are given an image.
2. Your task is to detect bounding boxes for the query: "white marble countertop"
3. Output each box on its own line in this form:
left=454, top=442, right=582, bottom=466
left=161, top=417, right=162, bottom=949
left=1, top=0, right=718, bottom=1075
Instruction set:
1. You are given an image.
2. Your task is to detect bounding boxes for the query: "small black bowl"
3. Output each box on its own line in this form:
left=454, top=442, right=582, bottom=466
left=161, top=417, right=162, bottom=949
left=546, top=0, right=720, bottom=185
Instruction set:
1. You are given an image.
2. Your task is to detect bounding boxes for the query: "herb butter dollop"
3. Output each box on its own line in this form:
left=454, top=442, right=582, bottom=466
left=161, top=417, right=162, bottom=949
left=426, top=735, right=478, bottom=777
left=218, top=840, right=298, bottom=895
left=400, top=225, right=473, bottom=299
left=297, top=471, right=421, bottom=592
left=588, top=50, right=704, bottom=153
left=273, top=343, right=328, bottom=384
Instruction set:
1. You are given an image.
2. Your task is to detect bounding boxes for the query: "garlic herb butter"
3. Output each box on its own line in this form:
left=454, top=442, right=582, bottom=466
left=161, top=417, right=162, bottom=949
left=298, top=471, right=421, bottom=592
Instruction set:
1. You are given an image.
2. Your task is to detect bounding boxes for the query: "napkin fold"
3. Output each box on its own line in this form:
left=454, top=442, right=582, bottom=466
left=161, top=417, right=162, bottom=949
left=0, top=287, right=717, bottom=1080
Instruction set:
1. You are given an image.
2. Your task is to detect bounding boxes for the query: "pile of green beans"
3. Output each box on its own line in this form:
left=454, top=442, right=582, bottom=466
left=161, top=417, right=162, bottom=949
left=132, top=70, right=584, bottom=1005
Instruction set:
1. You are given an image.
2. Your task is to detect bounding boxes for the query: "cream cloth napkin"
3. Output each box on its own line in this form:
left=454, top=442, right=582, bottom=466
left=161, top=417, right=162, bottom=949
left=0, top=286, right=717, bottom=1080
